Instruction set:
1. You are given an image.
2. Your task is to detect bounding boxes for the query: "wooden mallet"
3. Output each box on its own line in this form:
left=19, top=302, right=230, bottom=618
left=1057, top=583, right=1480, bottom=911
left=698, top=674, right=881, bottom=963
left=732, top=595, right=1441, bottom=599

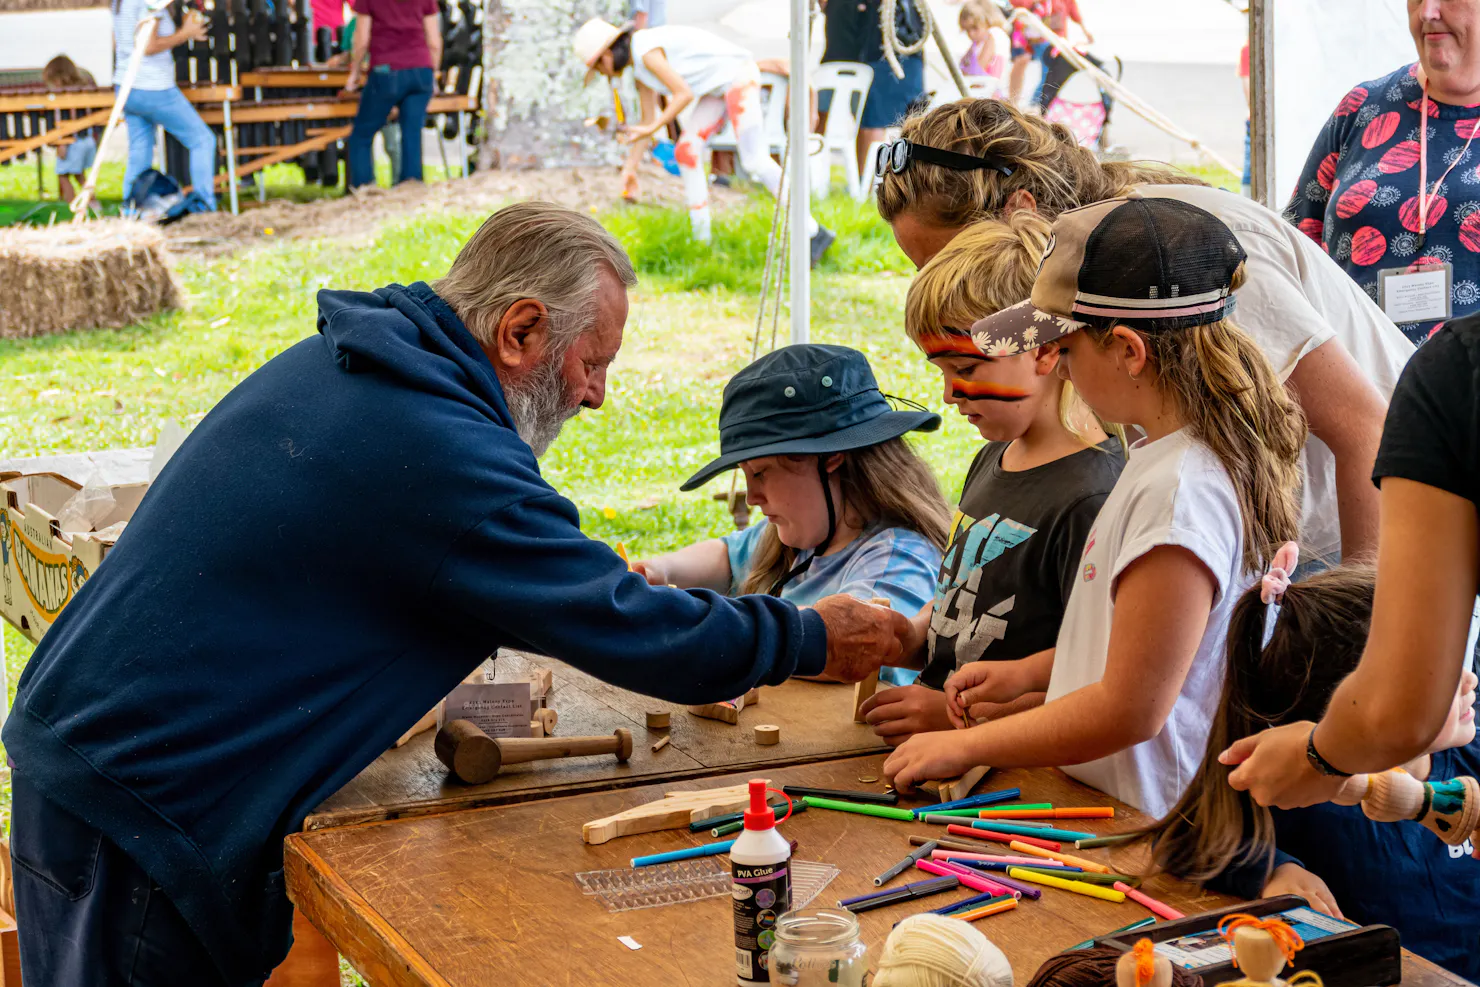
left=435, top=720, right=634, bottom=785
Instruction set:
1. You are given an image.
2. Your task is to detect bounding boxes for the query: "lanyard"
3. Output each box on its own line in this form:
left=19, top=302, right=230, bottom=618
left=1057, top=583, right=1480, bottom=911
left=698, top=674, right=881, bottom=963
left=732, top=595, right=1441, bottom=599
left=1418, top=85, right=1480, bottom=246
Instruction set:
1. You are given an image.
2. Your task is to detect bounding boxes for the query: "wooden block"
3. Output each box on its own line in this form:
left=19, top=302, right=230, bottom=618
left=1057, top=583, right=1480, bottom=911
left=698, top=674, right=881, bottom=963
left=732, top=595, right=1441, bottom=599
left=754, top=724, right=780, bottom=746
left=393, top=706, right=439, bottom=748
left=265, top=911, right=340, bottom=987
left=529, top=719, right=544, bottom=739
left=522, top=667, right=553, bottom=701
left=852, top=672, right=879, bottom=724
left=535, top=708, right=558, bottom=736
left=581, top=781, right=761, bottom=844
left=645, top=711, right=670, bottom=729
left=688, top=688, right=760, bottom=725
left=651, top=734, right=670, bottom=753
left=919, top=764, right=991, bottom=803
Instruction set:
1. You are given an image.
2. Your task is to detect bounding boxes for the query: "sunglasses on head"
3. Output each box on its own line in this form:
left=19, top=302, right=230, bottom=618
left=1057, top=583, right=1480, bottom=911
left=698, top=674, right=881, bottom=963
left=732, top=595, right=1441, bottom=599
left=875, top=138, right=1017, bottom=179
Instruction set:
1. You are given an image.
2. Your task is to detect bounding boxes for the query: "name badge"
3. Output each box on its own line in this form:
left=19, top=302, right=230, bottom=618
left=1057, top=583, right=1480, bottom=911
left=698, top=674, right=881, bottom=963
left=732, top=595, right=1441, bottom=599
left=1379, top=263, right=1452, bottom=323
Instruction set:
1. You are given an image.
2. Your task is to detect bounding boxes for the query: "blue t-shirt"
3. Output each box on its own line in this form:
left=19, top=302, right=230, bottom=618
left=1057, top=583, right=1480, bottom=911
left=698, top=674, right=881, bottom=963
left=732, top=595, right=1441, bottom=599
left=723, top=520, right=942, bottom=685
left=1210, top=743, right=1480, bottom=978
left=1284, top=63, right=1480, bottom=345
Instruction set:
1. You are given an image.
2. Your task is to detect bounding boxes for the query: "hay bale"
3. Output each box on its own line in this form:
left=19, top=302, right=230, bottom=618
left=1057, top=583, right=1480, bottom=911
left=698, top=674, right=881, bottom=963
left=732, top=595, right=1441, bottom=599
left=0, top=220, right=181, bottom=339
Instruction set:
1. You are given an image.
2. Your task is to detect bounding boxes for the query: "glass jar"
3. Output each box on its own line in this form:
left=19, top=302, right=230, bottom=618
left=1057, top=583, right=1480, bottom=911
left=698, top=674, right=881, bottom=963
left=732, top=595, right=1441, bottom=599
left=767, top=907, right=868, bottom=987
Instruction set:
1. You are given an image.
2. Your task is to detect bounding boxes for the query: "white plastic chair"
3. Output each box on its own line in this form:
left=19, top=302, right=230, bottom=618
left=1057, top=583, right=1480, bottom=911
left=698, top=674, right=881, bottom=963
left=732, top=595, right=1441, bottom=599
left=708, top=71, right=790, bottom=159
left=858, top=125, right=902, bottom=203
left=810, top=61, right=873, bottom=199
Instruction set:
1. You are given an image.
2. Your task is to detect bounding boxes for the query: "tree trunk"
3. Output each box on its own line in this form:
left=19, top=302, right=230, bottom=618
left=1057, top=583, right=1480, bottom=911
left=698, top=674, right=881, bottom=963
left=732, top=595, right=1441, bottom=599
left=479, top=0, right=627, bottom=171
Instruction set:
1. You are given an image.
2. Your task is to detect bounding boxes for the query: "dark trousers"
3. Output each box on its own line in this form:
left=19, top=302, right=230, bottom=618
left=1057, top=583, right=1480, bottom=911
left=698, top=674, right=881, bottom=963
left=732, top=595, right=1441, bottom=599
left=10, top=772, right=249, bottom=987
left=347, top=65, right=435, bottom=188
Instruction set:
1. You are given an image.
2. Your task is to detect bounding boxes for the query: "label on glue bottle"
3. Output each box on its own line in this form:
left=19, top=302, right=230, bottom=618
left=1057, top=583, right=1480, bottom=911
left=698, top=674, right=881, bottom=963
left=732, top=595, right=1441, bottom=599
left=731, top=779, right=792, bottom=983
left=732, top=859, right=789, bottom=981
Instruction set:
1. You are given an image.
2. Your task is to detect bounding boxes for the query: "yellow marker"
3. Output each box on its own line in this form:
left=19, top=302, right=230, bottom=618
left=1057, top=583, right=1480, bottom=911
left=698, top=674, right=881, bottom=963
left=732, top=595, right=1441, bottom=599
left=611, top=83, right=626, bottom=125
left=615, top=542, right=632, bottom=570
left=1008, top=840, right=1112, bottom=874
left=1008, top=867, right=1126, bottom=903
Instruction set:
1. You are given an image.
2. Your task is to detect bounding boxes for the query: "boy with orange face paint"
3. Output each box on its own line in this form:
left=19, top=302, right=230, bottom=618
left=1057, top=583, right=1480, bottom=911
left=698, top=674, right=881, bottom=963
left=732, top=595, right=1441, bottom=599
left=858, top=213, right=1124, bottom=745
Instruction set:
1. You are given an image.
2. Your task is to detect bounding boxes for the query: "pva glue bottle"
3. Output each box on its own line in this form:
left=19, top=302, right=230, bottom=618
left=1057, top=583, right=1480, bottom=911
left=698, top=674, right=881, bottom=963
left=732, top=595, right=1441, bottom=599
left=731, top=778, right=791, bottom=984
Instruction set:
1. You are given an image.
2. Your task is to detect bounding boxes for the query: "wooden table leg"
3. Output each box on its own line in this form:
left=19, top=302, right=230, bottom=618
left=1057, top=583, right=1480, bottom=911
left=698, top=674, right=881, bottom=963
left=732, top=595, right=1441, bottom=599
left=265, top=911, right=340, bottom=987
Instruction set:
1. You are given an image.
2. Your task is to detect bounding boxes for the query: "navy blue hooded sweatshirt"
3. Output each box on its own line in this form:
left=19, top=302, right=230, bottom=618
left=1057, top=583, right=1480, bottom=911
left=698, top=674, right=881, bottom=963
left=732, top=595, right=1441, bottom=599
left=2, top=282, right=827, bottom=983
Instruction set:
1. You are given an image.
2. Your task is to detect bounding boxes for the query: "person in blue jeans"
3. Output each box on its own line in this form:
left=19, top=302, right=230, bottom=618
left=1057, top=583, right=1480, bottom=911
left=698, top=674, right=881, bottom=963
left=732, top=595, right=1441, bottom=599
left=112, top=0, right=217, bottom=209
left=343, top=0, right=442, bottom=189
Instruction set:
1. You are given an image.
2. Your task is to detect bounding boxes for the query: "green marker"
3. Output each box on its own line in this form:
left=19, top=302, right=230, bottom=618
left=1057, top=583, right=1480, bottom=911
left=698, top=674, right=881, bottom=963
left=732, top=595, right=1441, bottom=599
left=805, top=797, right=915, bottom=821
left=983, top=803, right=1053, bottom=812
left=1069, top=917, right=1156, bottom=950
left=1074, top=833, right=1139, bottom=849
left=711, top=820, right=744, bottom=837
left=1026, top=869, right=1139, bottom=888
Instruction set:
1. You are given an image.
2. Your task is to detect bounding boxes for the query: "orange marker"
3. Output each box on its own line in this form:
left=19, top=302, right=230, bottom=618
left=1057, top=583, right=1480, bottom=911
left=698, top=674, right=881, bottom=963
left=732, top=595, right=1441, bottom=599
left=615, top=542, right=633, bottom=571
left=979, top=807, right=1115, bottom=820
left=952, top=897, right=1019, bottom=922
left=1008, top=840, right=1112, bottom=874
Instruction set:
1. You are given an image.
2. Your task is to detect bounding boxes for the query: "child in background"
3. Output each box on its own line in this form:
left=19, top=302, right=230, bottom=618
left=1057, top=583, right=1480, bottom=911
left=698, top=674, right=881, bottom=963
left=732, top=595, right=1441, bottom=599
left=884, top=196, right=1307, bottom=818
left=958, top=2, right=1009, bottom=91
left=859, top=213, right=1123, bottom=744
left=634, top=344, right=949, bottom=686
left=41, top=56, right=98, bottom=204
left=1137, top=564, right=1480, bottom=980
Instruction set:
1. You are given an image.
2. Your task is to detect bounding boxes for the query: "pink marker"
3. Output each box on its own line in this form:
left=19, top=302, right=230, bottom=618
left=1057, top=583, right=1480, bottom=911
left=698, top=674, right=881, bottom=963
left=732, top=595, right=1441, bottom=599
left=917, top=858, right=1020, bottom=899
left=1114, top=882, right=1184, bottom=921
left=931, top=850, right=1063, bottom=867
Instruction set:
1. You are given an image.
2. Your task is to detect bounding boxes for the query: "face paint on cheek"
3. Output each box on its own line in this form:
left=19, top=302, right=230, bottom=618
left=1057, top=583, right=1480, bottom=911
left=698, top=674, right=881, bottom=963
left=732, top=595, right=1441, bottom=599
left=951, top=378, right=1031, bottom=401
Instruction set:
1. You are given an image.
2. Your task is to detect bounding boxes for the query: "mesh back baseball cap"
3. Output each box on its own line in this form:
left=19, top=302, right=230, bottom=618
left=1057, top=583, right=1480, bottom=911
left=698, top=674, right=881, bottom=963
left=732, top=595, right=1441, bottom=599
left=971, top=193, right=1248, bottom=350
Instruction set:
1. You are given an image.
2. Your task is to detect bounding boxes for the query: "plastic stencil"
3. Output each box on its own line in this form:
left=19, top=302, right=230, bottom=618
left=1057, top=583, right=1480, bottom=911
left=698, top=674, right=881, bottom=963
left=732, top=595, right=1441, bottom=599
left=575, top=858, right=841, bottom=913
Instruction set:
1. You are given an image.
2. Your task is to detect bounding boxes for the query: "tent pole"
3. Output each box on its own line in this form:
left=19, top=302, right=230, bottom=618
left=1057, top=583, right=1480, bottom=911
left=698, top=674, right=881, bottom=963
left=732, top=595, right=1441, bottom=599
left=788, top=0, right=810, bottom=345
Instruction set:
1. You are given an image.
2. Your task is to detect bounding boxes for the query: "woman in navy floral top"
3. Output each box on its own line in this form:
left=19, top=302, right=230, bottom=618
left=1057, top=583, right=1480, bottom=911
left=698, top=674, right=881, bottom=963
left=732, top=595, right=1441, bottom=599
left=1285, top=3, right=1480, bottom=345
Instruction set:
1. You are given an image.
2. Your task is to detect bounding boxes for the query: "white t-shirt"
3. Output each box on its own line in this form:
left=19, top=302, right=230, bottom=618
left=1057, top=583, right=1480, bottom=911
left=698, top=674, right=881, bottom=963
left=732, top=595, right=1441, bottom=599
left=1047, top=428, right=1252, bottom=818
left=632, top=26, right=753, bottom=99
left=1137, top=184, right=1415, bottom=565
left=114, top=0, right=180, bottom=92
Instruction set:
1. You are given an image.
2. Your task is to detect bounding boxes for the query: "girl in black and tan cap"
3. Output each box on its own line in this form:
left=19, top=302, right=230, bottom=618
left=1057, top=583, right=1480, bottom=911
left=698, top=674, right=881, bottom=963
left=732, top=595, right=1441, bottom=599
left=884, top=194, right=1306, bottom=819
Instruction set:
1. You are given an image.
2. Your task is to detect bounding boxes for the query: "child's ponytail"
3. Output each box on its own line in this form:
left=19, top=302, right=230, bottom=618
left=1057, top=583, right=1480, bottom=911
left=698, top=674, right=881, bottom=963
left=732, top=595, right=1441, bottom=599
left=1134, top=565, right=1376, bottom=883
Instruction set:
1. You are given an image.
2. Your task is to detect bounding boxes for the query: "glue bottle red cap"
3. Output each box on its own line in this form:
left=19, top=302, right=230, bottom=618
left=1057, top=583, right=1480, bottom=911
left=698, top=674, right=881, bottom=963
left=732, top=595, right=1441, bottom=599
left=743, top=778, right=775, bottom=830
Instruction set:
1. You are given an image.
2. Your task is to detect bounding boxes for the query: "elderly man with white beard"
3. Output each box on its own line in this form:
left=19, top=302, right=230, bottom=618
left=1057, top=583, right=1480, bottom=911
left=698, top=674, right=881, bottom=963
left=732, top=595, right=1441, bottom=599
left=2, top=202, right=910, bottom=987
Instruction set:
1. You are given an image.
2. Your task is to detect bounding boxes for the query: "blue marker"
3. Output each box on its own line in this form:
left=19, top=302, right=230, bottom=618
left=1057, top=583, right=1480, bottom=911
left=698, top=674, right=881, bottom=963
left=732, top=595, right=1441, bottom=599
left=914, top=788, right=1022, bottom=816
left=631, top=839, right=736, bottom=868
left=968, top=819, right=1096, bottom=842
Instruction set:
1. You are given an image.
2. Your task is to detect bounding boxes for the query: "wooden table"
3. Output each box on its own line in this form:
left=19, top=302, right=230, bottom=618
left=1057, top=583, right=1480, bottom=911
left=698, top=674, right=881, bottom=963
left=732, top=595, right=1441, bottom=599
left=286, top=757, right=1471, bottom=986
left=307, top=652, right=888, bottom=830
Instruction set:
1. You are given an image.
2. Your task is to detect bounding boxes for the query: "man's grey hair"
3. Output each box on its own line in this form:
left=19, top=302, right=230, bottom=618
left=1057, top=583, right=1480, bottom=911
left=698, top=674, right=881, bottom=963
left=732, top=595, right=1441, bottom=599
left=433, top=200, right=638, bottom=356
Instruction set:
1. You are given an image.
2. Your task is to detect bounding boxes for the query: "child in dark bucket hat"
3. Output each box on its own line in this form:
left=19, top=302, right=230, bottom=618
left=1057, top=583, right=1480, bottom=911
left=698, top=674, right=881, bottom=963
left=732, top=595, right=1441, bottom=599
left=634, top=345, right=950, bottom=686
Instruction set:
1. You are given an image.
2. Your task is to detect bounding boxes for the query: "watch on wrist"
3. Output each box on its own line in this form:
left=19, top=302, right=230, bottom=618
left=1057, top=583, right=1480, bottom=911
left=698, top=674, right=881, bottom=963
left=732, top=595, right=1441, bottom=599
left=1305, top=727, right=1352, bottom=778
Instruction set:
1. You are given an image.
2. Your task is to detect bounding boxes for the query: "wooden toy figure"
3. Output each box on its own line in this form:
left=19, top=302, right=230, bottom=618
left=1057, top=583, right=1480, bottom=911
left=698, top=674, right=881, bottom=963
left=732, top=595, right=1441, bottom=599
left=1114, top=940, right=1172, bottom=987
left=1333, top=768, right=1480, bottom=846
left=1216, top=915, right=1324, bottom=987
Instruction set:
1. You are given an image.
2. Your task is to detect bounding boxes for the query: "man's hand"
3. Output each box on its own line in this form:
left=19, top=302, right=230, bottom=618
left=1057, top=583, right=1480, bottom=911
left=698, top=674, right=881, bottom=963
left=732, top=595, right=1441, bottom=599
left=859, top=685, right=954, bottom=746
left=884, top=729, right=981, bottom=791
left=1222, top=721, right=1348, bottom=809
left=813, top=594, right=909, bottom=683
left=617, top=124, right=658, bottom=145
left=1263, top=862, right=1343, bottom=919
left=944, top=660, right=1031, bottom=728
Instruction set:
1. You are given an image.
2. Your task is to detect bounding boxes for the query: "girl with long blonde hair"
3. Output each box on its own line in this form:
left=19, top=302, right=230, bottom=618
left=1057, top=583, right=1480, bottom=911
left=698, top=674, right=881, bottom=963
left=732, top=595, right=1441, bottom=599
left=634, top=345, right=950, bottom=686
left=884, top=196, right=1307, bottom=818
left=858, top=212, right=1123, bottom=744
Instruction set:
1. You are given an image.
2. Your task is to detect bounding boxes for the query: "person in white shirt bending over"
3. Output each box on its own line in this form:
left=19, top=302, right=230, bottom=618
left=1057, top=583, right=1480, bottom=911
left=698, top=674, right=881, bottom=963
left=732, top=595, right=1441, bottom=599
left=573, top=18, right=835, bottom=265
left=111, top=0, right=217, bottom=209
left=884, top=195, right=1306, bottom=819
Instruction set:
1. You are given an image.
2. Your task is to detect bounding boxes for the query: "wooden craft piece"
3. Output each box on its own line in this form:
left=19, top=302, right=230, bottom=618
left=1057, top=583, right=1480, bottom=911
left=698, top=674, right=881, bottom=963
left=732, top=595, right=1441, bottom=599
left=393, top=706, right=440, bottom=748
left=852, top=597, right=891, bottom=723
left=1115, top=943, right=1173, bottom=987
left=688, top=688, right=760, bottom=725
left=1335, top=769, right=1480, bottom=846
left=535, top=708, right=558, bottom=736
left=1230, top=926, right=1289, bottom=984
left=581, top=781, right=765, bottom=844
left=434, top=720, right=633, bottom=786
left=919, top=764, right=992, bottom=804
left=651, top=735, right=671, bottom=753
left=522, top=667, right=554, bottom=701
left=645, top=711, right=671, bottom=729
left=754, top=724, right=781, bottom=746
left=528, top=719, right=544, bottom=739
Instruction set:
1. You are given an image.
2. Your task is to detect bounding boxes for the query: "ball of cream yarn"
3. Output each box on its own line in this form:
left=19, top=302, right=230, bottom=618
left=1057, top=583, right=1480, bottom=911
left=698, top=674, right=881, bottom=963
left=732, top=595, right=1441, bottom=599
left=873, top=914, right=1014, bottom=987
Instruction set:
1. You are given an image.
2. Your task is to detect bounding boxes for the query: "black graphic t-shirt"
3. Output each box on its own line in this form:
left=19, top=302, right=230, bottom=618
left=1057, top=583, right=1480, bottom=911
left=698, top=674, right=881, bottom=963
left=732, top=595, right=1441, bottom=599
left=919, top=438, right=1125, bottom=689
